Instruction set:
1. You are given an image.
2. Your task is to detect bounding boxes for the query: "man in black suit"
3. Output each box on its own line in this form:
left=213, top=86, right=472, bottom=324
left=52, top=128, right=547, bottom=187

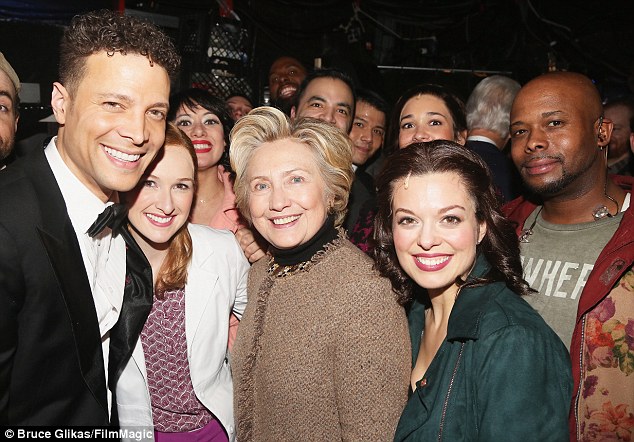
left=465, top=75, right=522, bottom=202
left=0, top=10, right=180, bottom=425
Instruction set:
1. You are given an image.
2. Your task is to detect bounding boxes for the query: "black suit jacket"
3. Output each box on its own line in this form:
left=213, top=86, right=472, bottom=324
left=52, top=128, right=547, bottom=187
left=0, top=148, right=152, bottom=425
left=466, top=139, right=522, bottom=203
left=344, top=168, right=376, bottom=234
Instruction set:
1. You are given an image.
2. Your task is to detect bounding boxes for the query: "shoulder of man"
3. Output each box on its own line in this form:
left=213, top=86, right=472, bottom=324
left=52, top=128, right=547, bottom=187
left=501, top=195, right=537, bottom=233
left=0, top=155, right=38, bottom=215
left=612, top=173, right=634, bottom=193
left=0, top=150, right=68, bottom=240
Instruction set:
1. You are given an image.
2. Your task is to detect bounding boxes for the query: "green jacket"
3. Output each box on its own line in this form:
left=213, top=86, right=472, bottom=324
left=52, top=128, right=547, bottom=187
left=394, top=255, right=572, bottom=442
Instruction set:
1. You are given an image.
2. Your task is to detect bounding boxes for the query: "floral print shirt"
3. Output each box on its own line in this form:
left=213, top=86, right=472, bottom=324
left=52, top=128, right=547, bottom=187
left=579, top=270, right=634, bottom=441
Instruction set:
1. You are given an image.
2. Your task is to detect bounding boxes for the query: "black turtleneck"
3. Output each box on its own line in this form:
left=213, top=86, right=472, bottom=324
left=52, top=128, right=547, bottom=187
left=269, top=214, right=338, bottom=266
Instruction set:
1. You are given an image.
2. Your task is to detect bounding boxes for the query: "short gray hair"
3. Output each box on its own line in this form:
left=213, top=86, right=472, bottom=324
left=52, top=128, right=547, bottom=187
left=230, top=106, right=354, bottom=227
left=466, top=75, right=521, bottom=139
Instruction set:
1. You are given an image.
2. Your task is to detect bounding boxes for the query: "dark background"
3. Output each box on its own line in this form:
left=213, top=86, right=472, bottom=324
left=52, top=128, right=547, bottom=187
left=1, top=0, right=633, bottom=142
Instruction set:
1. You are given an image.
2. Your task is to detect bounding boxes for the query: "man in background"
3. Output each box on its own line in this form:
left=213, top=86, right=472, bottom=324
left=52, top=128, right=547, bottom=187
left=268, top=55, right=307, bottom=116
left=226, top=92, right=253, bottom=121
left=604, top=97, right=634, bottom=175
left=465, top=75, right=522, bottom=202
left=345, top=88, right=387, bottom=231
left=291, top=68, right=355, bottom=133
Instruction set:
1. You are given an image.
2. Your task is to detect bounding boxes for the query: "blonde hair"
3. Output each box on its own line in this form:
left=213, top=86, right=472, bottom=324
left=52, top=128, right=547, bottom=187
left=154, top=123, right=197, bottom=297
left=230, top=106, right=354, bottom=227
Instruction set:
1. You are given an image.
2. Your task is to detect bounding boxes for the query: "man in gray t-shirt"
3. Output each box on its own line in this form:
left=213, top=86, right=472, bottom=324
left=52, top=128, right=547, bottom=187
left=519, top=208, right=622, bottom=347
left=502, top=71, right=634, bottom=441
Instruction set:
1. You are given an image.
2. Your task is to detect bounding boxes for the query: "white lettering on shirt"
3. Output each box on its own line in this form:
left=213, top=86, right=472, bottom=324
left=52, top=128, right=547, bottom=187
left=521, top=256, right=594, bottom=300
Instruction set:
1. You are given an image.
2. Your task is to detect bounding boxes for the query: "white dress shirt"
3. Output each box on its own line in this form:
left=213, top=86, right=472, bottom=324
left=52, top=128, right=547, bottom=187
left=45, top=138, right=126, bottom=414
left=466, top=134, right=496, bottom=145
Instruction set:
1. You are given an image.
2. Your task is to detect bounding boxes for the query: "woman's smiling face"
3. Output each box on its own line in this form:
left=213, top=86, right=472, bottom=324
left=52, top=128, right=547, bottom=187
left=173, top=103, right=225, bottom=170
left=398, top=94, right=458, bottom=148
left=126, top=144, right=196, bottom=249
left=246, top=138, right=329, bottom=250
left=391, top=172, right=486, bottom=297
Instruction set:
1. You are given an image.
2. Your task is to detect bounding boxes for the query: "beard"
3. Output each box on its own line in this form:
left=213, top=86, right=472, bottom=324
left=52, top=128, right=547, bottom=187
left=522, top=154, right=597, bottom=197
left=526, top=170, right=578, bottom=196
left=0, top=133, right=15, bottom=161
left=271, top=95, right=296, bottom=117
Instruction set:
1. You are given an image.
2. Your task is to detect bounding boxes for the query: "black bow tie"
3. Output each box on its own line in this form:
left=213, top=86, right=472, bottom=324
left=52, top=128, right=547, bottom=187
left=87, top=203, right=128, bottom=238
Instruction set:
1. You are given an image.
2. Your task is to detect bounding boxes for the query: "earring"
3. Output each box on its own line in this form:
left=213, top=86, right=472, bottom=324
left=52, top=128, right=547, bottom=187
left=597, top=115, right=605, bottom=144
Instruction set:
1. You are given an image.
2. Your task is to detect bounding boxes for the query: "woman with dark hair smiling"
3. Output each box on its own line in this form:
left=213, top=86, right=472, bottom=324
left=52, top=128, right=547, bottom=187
left=168, top=88, right=239, bottom=230
left=373, top=141, right=572, bottom=441
left=384, top=83, right=467, bottom=156
left=350, top=83, right=468, bottom=254
left=169, top=88, right=264, bottom=349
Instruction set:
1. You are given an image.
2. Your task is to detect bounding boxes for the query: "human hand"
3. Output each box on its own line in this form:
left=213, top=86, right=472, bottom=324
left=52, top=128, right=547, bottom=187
left=235, top=226, right=266, bottom=263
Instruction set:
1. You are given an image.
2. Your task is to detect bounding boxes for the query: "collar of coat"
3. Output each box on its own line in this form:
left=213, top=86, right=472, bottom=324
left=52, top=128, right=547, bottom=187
left=409, top=254, right=507, bottom=343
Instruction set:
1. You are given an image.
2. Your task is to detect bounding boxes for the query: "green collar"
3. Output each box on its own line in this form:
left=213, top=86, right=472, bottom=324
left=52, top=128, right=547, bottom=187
left=446, top=254, right=494, bottom=341
left=408, top=254, right=496, bottom=363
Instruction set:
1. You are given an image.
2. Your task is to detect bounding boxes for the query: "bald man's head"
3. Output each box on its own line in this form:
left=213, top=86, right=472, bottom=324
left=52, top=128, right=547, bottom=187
left=516, top=72, right=603, bottom=123
left=509, top=72, right=611, bottom=198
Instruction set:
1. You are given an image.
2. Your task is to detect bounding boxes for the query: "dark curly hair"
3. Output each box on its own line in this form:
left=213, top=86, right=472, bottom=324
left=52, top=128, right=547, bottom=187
left=384, top=83, right=467, bottom=156
left=372, top=140, right=533, bottom=305
left=168, top=88, right=235, bottom=172
left=59, top=9, right=180, bottom=93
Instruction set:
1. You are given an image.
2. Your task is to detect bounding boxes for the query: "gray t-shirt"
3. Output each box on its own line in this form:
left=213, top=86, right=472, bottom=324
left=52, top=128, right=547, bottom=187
left=520, top=208, right=622, bottom=349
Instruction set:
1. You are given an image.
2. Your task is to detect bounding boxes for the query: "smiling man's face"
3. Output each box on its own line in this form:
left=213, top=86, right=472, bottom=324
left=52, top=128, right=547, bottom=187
left=52, top=51, right=170, bottom=201
left=268, top=56, right=307, bottom=102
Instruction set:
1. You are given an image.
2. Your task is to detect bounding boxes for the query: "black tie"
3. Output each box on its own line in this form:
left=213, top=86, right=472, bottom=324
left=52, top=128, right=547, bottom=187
left=84, top=202, right=154, bottom=425
left=87, top=203, right=128, bottom=238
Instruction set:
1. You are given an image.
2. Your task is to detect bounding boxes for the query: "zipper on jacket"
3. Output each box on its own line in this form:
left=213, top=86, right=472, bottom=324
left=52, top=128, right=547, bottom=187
left=438, top=342, right=465, bottom=442
left=573, top=314, right=586, bottom=442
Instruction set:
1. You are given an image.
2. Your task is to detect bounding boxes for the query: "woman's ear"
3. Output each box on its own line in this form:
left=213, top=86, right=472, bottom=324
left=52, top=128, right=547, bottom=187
left=327, top=197, right=335, bottom=212
left=477, top=222, right=487, bottom=245
left=456, top=129, right=468, bottom=146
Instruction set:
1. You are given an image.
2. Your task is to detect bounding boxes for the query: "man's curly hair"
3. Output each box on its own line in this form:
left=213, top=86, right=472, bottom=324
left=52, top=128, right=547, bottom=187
left=59, top=9, right=180, bottom=93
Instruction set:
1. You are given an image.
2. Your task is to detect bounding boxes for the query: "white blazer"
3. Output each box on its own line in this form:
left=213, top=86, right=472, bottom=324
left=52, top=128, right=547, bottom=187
left=116, top=224, right=249, bottom=441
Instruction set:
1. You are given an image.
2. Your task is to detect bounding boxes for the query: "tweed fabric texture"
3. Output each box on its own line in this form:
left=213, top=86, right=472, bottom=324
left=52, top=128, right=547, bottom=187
left=232, top=235, right=411, bottom=441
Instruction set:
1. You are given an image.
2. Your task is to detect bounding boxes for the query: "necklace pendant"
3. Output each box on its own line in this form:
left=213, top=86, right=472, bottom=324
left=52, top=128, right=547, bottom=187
left=592, top=205, right=610, bottom=220
left=518, top=228, right=533, bottom=243
left=518, top=206, right=543, bottom=244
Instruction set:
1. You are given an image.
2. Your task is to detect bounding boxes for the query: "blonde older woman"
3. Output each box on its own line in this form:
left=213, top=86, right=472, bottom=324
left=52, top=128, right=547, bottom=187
left=229, top=106, right=410, bottom=442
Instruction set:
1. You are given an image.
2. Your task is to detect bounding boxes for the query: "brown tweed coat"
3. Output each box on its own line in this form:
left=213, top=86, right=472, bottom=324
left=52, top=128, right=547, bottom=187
left=232, top=236, right=411, bottom=442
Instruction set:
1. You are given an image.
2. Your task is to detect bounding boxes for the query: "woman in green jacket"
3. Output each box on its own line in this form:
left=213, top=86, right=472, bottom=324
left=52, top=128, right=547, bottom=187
left=373, top=140, right=572, bottom=441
